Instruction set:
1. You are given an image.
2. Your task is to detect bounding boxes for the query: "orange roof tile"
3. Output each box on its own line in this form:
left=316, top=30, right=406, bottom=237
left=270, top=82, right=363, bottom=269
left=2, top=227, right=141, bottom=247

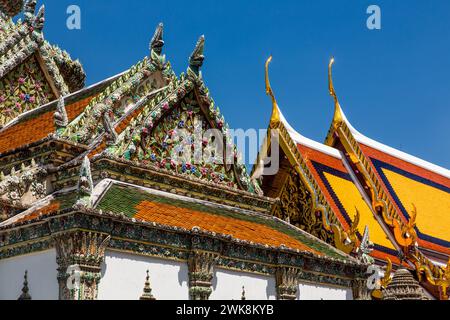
left=14, top=201, right=60, bottom=224
left=134, top=200, right=322, bottom=255
left=0, top=96, right=93, bottom=154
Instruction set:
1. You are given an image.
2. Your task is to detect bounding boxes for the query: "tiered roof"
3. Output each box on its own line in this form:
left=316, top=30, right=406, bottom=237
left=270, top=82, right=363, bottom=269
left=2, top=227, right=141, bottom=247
left=0, top=17, right=364, bottom=281
left=326, top=110, right=450, bottom=257
left=95, top=183, right=349, bottom=260
left=256, top=56, right=449, bottom=299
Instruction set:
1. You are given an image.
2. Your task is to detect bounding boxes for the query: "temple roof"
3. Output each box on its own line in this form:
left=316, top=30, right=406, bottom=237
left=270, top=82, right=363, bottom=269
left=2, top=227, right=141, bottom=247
left=0, top=73, right=119, bottom=155
left=256, top=56, right=450, bottom=298
left=94, top=182, right=351, bottom=260
left=0, top=1, right=86, bottom=127
left=0, top=23, right=264, bottom=234
left=276, top=106, right=400, bottom=263
left=326, top=88, right=450, bottom=258
left=322, top=58, right=450, bottom=298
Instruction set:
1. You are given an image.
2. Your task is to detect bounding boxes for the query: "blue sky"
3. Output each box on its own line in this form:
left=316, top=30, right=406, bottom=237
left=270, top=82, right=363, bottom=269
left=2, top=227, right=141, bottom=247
left=37, top=0, right=450, bottom=168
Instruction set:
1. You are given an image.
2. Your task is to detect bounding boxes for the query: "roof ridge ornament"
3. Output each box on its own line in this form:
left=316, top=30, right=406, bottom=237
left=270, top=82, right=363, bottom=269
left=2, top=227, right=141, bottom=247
left=76, top=156, right=93, bottom=208
left=393, top=203, right=418, bottom=250
left=188, top=35, right=205, bottom=76
left=265, top=56, right=281, bottom=126
left=372, top=257, right=392, bottom=299
left=357, top=225, right=374, bottom=264
left=149, top=22, right=166, bottom=72
left=150, top=22, right=164, bottom=55
left=331, top=207, right=359, bottom=254
left=328, top=57, right=344, bottom=128
left=23, top=0, right=36, bottom=21
left=103, top=111, right=118, bottom=146
left=54, top=96, right=68, bottom=129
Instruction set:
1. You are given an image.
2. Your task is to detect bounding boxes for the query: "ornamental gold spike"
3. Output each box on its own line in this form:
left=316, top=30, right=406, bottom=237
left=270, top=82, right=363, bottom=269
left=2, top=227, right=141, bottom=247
left=328, top=57, right=344, bottom=126
left=408, top=203, right=417, bottom=230
left=350, top=206, right=360, bottom=235
left=381, top=257, right=393, bottom=288
left=265, top=56, right=281, bottom=125
left=372, top=257, right=393, bottom=299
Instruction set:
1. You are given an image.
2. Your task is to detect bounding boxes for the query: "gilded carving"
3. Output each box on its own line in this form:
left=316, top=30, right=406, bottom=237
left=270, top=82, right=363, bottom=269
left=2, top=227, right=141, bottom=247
left=274, top=171, right=333, bottom=244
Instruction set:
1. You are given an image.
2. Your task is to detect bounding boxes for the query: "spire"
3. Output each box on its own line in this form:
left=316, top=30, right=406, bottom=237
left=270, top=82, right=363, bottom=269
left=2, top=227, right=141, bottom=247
left=383, top=268, right=428, bottom=300
left=188, top=35, right=205, bottom=75
left=265, top=56, right=281, bottom=126
left=241, top=286, right=246, bottom=300
left=150, top=23, right=164, bottom=56
left=18, top=270, right=32, bottom=300
left=54, top=96, right=68, bottom=129
left=139, top=270, right=156, bottom=300
left=328, top=57, right=344, bottom=127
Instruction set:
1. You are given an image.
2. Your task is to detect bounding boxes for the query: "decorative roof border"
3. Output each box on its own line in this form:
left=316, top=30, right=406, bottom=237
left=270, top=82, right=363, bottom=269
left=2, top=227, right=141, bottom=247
left=0, top=206, right=365, bottom=279
left=254, top=57, right=359, bottom=255
left=324, top=58, right=450, bottom=299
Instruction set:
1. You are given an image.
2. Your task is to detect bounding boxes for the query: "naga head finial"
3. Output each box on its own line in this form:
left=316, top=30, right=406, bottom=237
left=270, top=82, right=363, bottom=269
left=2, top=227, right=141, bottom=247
left=150, top=22, right=164, bottom=55
left=359, top=225, right=375, bottom=264
left=188, top=35, right=205, bottom=75
left=350, top=207, right=360, bottom=235
left=393, top=203, right=418, bottom=249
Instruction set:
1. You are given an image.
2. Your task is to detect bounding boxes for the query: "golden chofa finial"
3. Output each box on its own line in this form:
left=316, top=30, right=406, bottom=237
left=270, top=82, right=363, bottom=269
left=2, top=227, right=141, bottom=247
left=328, top=57, right=344, bottom=126
left=265, top=56, right=281, bottom=126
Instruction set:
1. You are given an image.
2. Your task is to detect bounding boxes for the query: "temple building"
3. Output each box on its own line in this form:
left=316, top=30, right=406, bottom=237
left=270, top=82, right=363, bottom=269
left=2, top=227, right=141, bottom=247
left=253, top=57, right=449, bottom=300
left=0, top=1, right=448, bottom=300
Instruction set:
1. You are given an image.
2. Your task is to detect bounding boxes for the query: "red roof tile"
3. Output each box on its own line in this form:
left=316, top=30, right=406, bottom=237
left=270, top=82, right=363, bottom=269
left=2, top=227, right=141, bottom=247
left=134, top=200, right=323, bottom=255
left=0, top=96, right=93, bottom=154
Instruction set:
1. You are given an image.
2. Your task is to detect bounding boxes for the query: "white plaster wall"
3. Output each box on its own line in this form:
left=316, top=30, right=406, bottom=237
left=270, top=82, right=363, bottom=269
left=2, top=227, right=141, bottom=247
left=298, top=281, right=353, bottom=300
left=0, top=249, right=58, bottom=300
left=98, top=250, right=189, bottom=300
left=210, top=268, right=276, bottom=300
